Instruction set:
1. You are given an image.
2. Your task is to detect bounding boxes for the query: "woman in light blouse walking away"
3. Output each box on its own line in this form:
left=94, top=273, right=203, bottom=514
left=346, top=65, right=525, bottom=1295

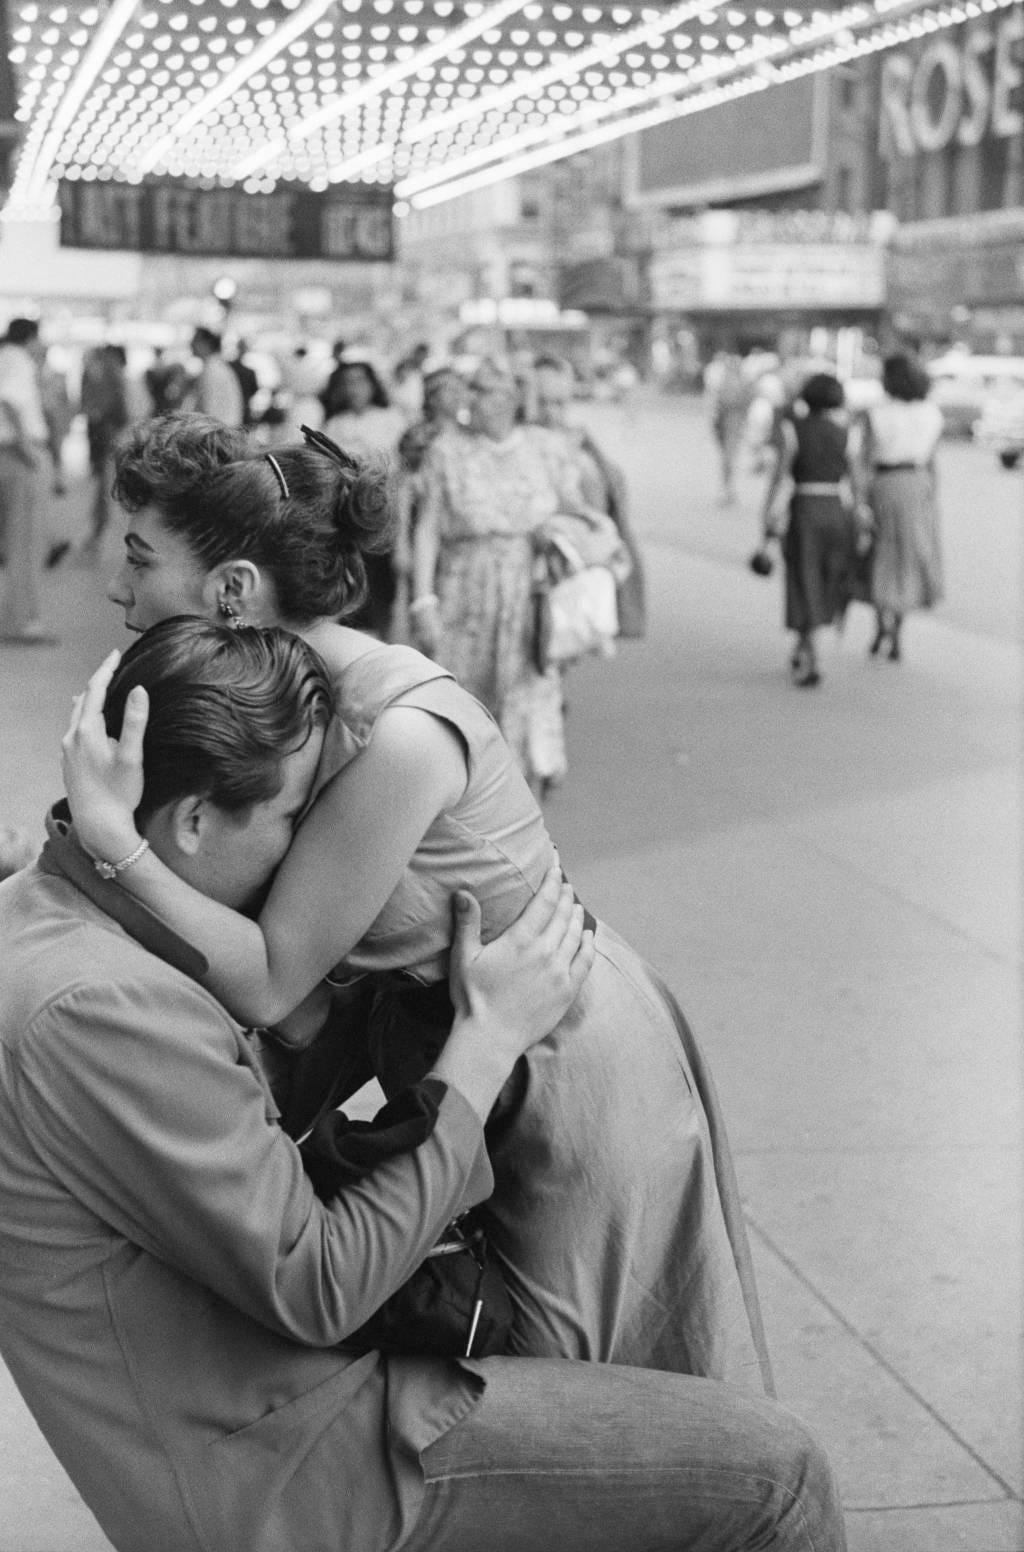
left=860, top=353, right=944, bottom=662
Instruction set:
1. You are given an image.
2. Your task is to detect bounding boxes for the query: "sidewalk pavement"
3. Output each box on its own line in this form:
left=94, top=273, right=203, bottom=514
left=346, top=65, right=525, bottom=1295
left=554, top=545, right=1022, bottom=1552
left=0, top=433, right=1021, bottom=1551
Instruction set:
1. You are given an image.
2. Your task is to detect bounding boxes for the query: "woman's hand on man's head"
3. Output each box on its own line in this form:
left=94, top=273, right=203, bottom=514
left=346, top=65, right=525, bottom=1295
left=62, top=649, right=149, bottom=862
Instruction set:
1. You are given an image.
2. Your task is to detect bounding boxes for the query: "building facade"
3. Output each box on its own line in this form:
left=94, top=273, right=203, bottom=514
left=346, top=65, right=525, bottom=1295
left=876, top=6, right=1024, bottom=350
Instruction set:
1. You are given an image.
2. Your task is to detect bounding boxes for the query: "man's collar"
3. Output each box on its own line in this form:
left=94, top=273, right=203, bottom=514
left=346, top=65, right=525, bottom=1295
left=40, top=801, right=209, bottom=983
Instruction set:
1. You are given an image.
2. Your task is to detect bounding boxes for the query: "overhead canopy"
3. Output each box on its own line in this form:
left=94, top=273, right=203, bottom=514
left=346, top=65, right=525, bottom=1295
left=2, top=0, right=1012, bottom=220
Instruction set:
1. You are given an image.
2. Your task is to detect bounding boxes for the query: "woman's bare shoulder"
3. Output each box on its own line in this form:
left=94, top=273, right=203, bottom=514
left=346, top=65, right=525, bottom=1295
left=300, top=622, right=379, bottom=677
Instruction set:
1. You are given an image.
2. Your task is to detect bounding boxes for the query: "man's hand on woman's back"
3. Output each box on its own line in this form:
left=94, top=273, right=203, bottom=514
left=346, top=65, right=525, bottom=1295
left=438, top=864, right=595, bottom=1120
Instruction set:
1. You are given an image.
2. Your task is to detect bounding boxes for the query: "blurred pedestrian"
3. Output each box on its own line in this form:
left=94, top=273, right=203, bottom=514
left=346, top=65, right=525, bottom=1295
left=145, top=347, right=190, bottom=416
left=228, top=338, right=260, bottom=428
left=0, top=316, right=56, bottom=645
left=531, top=354, right=645, bottom=639
left=38, top=349, right=73, bottom=497
left=80, top=344, right=132, bottom=564
left=323, top=355, right=406, bottom=458
left=317, top=336, right=349, bottom=423
left=38, top=349, right=76, bottom=571
left=743, top=353, right=785, bottom=474
left=760, top=373, right=862, bottom=689
left=324, top=355, right=406, bottom=636
left=703, top=350, right=751, bottom=505
left=280, top=344, right=327, bottom=435
left=392, top=362, right=466, bottom=641
left=391, top=340, right=430, bottom=420
left=859, top=353, right=944, bottom=663
left=187, top=327, right=244, bottom=427
left=411, top=358, right=603, bottom=794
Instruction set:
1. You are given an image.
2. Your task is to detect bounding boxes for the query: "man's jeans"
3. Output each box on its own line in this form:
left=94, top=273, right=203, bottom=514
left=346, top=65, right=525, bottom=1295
left=404, top=1358, right=846, bottom=1552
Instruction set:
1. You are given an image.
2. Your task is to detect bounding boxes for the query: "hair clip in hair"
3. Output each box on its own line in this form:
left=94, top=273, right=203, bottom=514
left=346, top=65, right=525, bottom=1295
left=264, top=453, right=289, bottom=499
left=300, top=424, right=359, bottom=472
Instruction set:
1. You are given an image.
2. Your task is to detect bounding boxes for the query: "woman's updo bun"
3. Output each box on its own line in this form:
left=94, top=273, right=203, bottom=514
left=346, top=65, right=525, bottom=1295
left=260, top=441, right=396, bottom=622
left=332, top=452, right=395, bottom=556
left=323, top=452, right=396, bottom=621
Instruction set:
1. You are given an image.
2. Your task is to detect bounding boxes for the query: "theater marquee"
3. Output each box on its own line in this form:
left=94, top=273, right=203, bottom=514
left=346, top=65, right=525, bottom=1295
left=57, top=178, right=394, bottom=262
left=648, top=211, right=888, bottom=315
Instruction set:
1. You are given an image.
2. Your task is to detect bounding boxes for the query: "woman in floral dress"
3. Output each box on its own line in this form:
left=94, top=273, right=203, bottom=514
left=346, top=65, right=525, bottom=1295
left=410, top=359, right=592, bottom=795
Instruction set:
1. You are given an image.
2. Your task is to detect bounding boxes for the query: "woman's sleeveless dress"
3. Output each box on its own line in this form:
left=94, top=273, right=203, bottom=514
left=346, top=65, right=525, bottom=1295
left=784, top=414, right=856, bottom=633
left=318, top=644, right=772, bottom=1392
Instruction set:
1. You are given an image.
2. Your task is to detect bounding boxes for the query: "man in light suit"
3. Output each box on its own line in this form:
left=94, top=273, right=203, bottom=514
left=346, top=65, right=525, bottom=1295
left=0, top=622, right=846, bottom=1552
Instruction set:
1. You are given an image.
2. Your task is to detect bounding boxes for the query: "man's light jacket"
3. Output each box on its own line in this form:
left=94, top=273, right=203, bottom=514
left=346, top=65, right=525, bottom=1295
left=0, top=811, right=491, bottom=1552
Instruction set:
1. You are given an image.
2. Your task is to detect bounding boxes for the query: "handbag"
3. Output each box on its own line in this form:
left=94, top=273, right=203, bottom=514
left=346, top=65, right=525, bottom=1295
left=748, top=544, right=775, bottom=577
left=539, top=563, right=619, bottom=668
left=346, top=1213, right=513, bottom=1358
left=300, top=1079, right=514, bottom=1359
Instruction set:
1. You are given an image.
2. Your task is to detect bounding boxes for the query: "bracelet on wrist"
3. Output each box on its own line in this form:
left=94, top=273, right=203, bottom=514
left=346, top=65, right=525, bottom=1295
left=92, top=837, right=150, bottom=881
left=408, top=593, right=439, bottom=616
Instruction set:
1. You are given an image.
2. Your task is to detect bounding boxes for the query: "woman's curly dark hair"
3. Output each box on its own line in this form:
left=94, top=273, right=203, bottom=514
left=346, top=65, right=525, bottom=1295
left=113, top=412, right=395, bottom=624
left=800, top=373, right=845, bottom=414
left=882, top=353, right=931, bottom=403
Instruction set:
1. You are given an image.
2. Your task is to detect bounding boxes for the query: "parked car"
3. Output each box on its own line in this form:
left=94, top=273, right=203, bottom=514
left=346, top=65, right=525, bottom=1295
left=927, top=352, right=1024, bottom=438
left=974, top=379, right=1024, bottom=468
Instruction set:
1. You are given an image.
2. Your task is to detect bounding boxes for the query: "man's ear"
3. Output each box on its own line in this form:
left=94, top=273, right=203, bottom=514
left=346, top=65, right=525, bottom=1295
left=162, top=794, right=207, bottom=858
left=206, top=558, right=264, bottom=619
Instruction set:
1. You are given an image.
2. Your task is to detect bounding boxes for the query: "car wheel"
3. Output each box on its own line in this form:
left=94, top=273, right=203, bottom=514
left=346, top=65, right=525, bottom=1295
left=998, top=451, right=1021, bottom=470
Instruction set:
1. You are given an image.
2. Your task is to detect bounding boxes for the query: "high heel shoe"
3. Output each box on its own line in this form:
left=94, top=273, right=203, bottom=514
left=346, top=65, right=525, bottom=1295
left=793, top=664, right=821, bottom=687
left=869, top=616, right=891, bottom=657
left=790, top=642, right=821, bottom=688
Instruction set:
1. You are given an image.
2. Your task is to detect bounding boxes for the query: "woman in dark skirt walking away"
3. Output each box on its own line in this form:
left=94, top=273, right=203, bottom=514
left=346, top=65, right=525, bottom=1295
left=760, top=372, right=863, bottom=688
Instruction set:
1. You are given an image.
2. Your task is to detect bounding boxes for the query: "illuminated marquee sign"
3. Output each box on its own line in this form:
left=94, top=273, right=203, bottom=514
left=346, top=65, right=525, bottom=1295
left=57, top=179, right=394, bottom=262
left=648, top=210, right=888, bottom=314
left=880, top=9, right=1023, bottom=157
left=651, top=244, right=885, bottom=312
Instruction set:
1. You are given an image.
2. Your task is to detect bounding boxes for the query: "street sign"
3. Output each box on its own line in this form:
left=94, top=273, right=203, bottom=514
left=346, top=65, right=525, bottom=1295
left=57, top=178, right=394, bottom=262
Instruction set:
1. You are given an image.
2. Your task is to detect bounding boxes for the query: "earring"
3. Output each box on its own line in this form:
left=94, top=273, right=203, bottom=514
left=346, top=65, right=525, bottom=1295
left=219, top=598, right=242, bottom=629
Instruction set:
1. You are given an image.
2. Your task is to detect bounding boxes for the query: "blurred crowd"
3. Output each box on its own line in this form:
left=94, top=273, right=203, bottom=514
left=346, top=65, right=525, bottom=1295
left=0, top=306, right=962, bottom=716
left=0, top=313, right=645, bottom=800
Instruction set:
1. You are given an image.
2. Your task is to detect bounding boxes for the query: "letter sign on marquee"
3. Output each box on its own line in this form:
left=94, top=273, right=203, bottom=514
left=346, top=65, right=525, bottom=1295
left=57, top=178, right=395, bottom=262
left=881, top=11, right=1024, bottom=159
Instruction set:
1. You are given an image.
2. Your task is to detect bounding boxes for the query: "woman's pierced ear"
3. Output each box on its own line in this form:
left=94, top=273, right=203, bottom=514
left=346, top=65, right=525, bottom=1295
left=218, top=596, right=242, bottom=629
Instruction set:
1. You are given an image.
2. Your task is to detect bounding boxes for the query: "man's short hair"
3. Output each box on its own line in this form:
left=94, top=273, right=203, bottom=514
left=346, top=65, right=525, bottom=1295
left=103, top=618, right=334, bottom=826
